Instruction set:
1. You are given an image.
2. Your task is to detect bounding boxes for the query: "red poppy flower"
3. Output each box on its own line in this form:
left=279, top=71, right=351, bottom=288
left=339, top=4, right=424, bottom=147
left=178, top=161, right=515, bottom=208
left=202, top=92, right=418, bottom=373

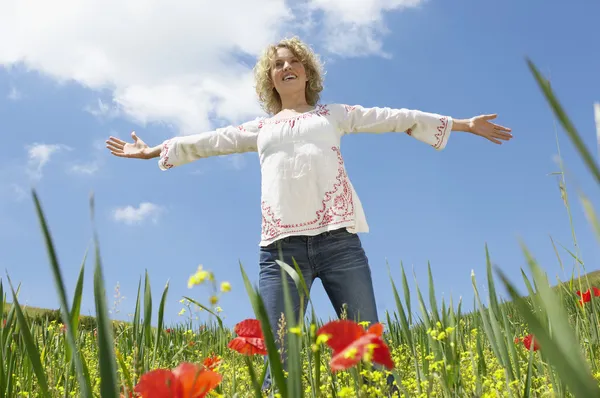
left=316, top=320, right=394, bottom=372
left=577, top=287, right=600, bottom=306
left=134, top=362, right=221, bottom=398
left=515, top=334, right=540, bottom=351
left=228, top=319, right=267, bottom=356
left=202, top=354, right=222, bottom=371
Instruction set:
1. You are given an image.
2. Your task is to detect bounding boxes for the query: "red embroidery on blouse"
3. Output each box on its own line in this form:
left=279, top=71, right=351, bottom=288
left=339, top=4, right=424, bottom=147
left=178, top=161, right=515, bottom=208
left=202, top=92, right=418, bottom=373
left=258, top=104, right=330, bottom=129
left=406, top=128, right=412, bottom=136
left=261, top=146, right=354, bottom=241
left=160, top=139, right=174, bottom=169
left=344, top=105, right=356, bottom=113
left=432, top=117, right=449, bottom=149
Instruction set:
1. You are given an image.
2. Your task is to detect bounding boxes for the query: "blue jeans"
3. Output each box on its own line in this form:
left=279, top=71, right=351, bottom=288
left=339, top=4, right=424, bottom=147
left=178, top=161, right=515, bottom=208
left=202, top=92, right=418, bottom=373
left=258, top=228, right=380, bottom=390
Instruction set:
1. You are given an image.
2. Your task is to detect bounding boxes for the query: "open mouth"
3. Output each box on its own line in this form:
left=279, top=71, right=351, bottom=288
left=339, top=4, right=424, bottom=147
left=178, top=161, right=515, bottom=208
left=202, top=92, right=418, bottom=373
left=283, top=73, right=297, bottom=81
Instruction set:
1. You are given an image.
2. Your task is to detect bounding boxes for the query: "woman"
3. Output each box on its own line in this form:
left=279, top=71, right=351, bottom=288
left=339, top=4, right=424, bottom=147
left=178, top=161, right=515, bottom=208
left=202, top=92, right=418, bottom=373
left=106, top=37, right=512, bottom=392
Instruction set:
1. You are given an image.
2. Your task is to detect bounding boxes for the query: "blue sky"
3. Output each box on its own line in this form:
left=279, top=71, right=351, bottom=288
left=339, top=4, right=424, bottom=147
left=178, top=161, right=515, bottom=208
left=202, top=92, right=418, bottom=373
left=1, top=0, right=599, bottom=328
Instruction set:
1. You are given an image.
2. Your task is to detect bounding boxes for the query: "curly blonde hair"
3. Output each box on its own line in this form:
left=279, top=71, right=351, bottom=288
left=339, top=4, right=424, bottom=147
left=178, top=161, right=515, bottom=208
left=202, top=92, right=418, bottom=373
left=253, top=37, right=325, bottom=115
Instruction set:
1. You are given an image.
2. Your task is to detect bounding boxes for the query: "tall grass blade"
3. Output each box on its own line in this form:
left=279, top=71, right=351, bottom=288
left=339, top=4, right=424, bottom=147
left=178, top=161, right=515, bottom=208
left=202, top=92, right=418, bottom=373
left=91, top=194, right=120, bottom=398
left=143, top=270, right=153, bottom=359
left=7, top=276, right=50, bottom=397
left=70, top=250, right=87, bottom=333
left=527, top=59, right=600, bottom=184
left=244, top=356, right=263, bottom=397
left=400, top=262, right=412, bottom=325
left=152, top=280, right=169, bottom=367
left=239, top=262, right=287, bottom=397
left=31, top=190, right=92, bottom=397
left=427, top=262, right=440, bottom=325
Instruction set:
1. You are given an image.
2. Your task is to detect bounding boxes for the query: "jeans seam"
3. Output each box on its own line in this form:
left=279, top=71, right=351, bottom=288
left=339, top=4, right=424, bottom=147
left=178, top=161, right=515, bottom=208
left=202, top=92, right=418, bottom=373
left=307, top=237, right=317, bottom=273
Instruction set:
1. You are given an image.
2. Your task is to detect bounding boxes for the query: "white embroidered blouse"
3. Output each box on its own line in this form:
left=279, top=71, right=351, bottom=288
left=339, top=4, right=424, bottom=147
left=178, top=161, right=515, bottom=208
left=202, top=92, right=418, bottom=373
left=158, top=103, right=453, bottom=247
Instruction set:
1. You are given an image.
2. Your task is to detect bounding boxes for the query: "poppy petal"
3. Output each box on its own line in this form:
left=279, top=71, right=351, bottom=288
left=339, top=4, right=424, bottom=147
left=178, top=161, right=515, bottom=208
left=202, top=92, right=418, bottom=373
left=134, top=369, right=183, bottom=398
left=172, top=363, right=222, bottom=398
left=329, top=334, right=392, bottom=372
left=369, top=337, right=395, bottom=369
left=228, top=336, right=268, bottom=355
left=521, top=334, right=541, bottom=351
left=202, top=355, right=222, bottom=370
left=329, top=341, right=367, bottom=371
left=367, top=323, right=384, bottom=337
left=234, top=319, right=264, bottom=339
left=317, top=320, right=365, bottom=354
left=593, top=287, right=600, bottom=296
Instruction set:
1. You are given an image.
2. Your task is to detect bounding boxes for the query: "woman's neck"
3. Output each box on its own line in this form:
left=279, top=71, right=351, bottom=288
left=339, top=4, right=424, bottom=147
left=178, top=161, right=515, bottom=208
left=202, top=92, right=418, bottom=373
left=280, top=92, right=310, bottom=112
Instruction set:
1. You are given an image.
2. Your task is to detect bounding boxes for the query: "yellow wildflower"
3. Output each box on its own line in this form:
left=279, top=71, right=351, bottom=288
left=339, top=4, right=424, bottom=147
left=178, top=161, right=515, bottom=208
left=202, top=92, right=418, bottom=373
left=220, top=281, right=231, bottom=292
left=316, top=333, right=330, bottom=346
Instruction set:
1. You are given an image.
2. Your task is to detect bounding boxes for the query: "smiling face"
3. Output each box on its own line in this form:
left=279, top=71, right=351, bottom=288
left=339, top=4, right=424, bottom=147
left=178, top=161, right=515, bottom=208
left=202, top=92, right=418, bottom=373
left=254, top=37, right=324, bottom=115
left=269, top=46, right=308, bottom=99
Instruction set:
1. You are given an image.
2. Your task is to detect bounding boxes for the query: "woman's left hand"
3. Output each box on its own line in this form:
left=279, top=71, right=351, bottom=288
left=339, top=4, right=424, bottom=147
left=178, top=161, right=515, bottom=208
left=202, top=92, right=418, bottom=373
left=466, top=114, right=513, bottom=144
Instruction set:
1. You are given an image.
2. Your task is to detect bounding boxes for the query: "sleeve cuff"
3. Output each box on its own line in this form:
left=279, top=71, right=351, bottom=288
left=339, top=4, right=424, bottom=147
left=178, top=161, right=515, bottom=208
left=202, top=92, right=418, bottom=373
left=433, top=116, right=452, bottom=150
left=158, top=139, right=174, bottom=170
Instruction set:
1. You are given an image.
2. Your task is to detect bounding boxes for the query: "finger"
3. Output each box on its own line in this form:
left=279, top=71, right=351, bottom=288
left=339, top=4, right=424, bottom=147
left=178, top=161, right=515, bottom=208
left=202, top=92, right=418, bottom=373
left=491, top=123, right=512, bottom=132
left=106, top=140, right=125, bottom=151
left=107, top=136, right=126, bottom=145
left=493, top=131, right=513, bottom=140
left=488, top=137, right=502, bottom=144
left=131, top=131, right=138, bottom=142
left=482, top=114, right=497, bottom=120
left=106, top=142, right=124, bottom=152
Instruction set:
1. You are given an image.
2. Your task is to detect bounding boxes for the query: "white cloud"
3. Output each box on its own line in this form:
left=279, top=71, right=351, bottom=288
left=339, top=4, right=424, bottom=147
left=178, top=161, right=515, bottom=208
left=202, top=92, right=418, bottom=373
left=305, top=0, right=425, bottom=56
left=113, top=202, right=164, bottom=225
left=26, top=143, right=70, bottom=180
left=0, top=0, right=426, bottom=134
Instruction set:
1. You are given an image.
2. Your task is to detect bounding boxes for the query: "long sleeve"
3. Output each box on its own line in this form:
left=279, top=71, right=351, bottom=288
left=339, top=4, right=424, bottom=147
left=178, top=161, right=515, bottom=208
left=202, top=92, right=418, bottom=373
left=158, top=118, right=262, bottom=170
left=331, top=104, right=453, bottom=150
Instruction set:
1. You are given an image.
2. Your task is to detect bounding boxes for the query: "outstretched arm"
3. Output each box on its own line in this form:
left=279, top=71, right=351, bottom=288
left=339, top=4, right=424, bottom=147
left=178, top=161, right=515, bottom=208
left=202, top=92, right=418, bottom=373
left=106, top=119, right=262, bottom=170
left=333, top=104, right=512, bottom=149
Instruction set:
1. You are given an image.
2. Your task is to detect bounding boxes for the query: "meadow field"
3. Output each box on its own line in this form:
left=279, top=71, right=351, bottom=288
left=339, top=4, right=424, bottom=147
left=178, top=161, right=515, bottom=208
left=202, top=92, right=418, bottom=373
left=2, top=62, right=600, bottom=398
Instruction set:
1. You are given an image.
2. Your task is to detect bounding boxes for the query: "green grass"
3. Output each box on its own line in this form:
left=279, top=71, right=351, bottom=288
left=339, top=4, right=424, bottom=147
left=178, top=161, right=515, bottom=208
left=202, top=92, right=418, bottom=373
left=1, top=59, right=600, bottom=397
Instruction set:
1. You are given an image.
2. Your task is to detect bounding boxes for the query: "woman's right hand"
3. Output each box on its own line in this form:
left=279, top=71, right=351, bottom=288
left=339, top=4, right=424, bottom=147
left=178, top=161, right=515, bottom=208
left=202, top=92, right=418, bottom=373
left=106, top=132, right=154, bottom=159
